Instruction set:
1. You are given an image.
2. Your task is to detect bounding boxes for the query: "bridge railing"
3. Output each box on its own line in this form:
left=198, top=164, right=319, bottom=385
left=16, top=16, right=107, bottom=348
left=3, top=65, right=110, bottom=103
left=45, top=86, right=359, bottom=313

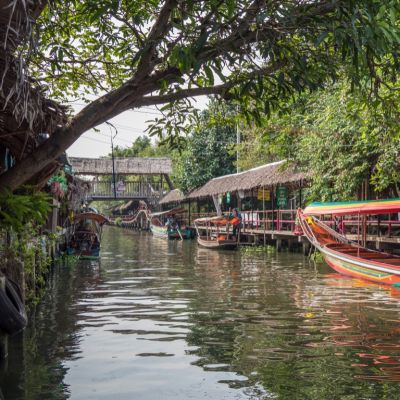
left=89, top=181, right=163, bottom=199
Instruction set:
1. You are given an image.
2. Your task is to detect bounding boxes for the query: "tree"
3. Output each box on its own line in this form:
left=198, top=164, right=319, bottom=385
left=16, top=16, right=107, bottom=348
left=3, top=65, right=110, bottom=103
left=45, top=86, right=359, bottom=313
left=237, top=81, right=400, bottom=201
left=1, top=0, right=399, bottom=191
left=111, top=136, right=152, bottom=157
left=175, top=100, right=237, bottom=192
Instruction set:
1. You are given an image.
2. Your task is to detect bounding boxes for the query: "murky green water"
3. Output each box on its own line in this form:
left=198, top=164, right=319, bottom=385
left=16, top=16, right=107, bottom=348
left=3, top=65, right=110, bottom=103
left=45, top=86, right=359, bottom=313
left=1, top=226, right=400, bottom=399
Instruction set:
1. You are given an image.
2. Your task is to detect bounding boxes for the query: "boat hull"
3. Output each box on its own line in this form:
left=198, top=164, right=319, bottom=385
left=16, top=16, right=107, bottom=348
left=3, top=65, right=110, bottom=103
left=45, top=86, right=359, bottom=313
left=197, top=236, right=237, bottom=250
left=322, top=250, right=400, bottom=286
left=150, top=224, right=192, bottom=240
left=299, top=209, right=400, bottom=288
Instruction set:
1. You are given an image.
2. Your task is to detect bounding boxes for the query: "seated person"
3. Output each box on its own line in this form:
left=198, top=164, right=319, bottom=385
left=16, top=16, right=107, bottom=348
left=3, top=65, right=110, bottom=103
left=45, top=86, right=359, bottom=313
left=230, top=208, right=242, bottom=239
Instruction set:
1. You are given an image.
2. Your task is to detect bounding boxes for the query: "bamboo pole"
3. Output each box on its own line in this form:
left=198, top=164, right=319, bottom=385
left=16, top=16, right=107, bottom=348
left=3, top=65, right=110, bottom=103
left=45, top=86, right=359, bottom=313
left=263, top=186, right=266, bottom=246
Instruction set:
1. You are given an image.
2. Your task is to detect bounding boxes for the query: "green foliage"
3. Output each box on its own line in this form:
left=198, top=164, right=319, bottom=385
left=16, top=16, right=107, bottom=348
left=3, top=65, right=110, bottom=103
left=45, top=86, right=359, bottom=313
left=0, top=190, right=53, bottom=305
left=2, top=224, right=51, bottom=306
left=114, top=217, right=122, bottom=226
left=236, top=81, right=400, bottom=201
left=112, top=135, right=152, bottom=157
left=173, top=100, right=237, bottom=192
left=0, top=190, right=52, bottom=232
left=26, top=0, right=400, bottom=144
left=111, top=135, right=174, bottom=158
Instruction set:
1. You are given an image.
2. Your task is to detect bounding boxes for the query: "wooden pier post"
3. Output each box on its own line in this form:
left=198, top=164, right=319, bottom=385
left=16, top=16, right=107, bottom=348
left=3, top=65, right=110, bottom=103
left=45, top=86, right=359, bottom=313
left=302, top=240, right=311, bottom=255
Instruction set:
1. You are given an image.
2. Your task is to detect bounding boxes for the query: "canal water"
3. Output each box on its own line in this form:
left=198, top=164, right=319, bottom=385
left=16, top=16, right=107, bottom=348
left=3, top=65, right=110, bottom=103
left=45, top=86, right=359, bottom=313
left=1, top=226, right=400, bottom=399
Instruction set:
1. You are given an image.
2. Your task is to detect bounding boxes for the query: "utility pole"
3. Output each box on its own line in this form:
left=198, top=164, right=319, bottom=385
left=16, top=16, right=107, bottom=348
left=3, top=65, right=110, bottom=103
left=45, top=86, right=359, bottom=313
left=236, top=105, right=240, bottom=174
left=106, top=122, right=118, bottom=199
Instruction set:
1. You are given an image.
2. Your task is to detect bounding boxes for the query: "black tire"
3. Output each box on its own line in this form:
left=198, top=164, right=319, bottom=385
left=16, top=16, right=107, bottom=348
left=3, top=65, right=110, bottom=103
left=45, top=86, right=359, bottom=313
left=0, top=278, right=27, bottom=335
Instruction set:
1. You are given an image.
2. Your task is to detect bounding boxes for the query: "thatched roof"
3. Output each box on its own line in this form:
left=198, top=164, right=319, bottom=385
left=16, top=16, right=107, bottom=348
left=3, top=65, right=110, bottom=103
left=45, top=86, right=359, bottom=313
left=188, top=161, right=306, bottom=199
left=0, top=0, right=68, bottom=184
left=159, top=189, right=185, bottom=205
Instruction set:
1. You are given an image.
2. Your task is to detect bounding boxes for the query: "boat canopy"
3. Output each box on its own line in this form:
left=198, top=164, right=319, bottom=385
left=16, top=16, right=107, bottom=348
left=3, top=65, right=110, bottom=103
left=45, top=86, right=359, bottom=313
left=303, top=199, right=400, bottom=216
left=150, top=207, right=186, bottom=217
left=72, top=212, right=109, bottom=225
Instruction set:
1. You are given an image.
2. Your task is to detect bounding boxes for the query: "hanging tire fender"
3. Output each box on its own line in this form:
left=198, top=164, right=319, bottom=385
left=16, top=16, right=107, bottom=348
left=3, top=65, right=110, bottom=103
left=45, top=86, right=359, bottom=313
left=0, top=278, right=27, bottom=335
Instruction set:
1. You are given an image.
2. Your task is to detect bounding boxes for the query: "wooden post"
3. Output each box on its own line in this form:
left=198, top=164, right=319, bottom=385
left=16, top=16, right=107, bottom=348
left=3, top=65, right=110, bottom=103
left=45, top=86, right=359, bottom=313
left=262, top=186, right=266, bottom=246
left=357, top=212, right=360, bottom=257
left=271, top=185, right=275, bottom=231
left=51, top=198, right=59, bottom=233
left=362, top=215, right=367, bottom=247
left=0, top=276, right=8, bottom=361
left=299, top=183, right=302, bottom=208
left=188, top=199, right=191, bottom=226
left=163, top=174, right=174, bottom=190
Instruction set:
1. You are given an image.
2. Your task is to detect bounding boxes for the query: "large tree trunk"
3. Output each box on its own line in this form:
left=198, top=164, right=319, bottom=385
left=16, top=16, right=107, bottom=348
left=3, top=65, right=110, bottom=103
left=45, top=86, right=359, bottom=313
left=0, top=78, right=157, bottom=192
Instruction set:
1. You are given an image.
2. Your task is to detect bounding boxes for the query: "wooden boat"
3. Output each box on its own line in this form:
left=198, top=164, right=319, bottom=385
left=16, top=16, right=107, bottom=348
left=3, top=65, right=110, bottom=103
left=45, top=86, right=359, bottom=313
left=149, top=208, right=192, bottom=240
left=298, top=199, right=400, bottom=287
left=194, top=216, right=238, bottom=250
left=66, top=212, right=109, bottom=260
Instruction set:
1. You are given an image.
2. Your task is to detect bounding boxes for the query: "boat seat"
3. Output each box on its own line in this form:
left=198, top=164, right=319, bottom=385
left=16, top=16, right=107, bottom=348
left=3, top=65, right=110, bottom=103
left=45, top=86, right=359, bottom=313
left=328, top=244, right=354, bottom=249
left=359, top=253, right=393, bottom=260
left=334, top=248, right=359, bottom=253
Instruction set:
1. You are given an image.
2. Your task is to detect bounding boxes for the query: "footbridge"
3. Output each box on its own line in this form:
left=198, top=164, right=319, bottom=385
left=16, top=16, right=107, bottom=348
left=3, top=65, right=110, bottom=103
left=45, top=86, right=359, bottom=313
left=68, top=157, right=173, bottom=202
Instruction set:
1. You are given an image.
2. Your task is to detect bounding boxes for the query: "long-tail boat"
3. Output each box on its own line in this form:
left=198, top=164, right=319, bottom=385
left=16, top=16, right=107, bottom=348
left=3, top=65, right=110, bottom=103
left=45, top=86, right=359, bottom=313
left=298, top=199, right=400, bottom=287
left=149, top=208, right=192, bottom=240
left=194, top=216, right=238, bottom=249
left=66, top=212, right=109, bottom=260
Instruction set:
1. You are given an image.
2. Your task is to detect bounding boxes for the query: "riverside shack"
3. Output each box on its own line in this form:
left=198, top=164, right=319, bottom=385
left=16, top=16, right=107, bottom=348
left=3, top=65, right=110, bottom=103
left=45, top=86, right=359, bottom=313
left=159, top=161, right=307, bottom=235
left=187, top=161, right=307, bottom=234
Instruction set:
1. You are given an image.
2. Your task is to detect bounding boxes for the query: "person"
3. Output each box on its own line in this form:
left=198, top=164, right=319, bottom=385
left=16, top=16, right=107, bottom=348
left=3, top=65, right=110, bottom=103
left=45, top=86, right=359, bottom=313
left=333, top=216, right=339, bottom=232
left=338, top=218, right=345, bottom=235
left=165, top=215, right=178, bottom=230
left=231, top=208, right=242, bottom=239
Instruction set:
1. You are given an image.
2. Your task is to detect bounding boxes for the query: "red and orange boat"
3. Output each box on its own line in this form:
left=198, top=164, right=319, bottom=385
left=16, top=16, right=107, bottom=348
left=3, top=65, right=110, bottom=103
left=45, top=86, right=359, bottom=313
left=298, top=199, right=400, bottom=287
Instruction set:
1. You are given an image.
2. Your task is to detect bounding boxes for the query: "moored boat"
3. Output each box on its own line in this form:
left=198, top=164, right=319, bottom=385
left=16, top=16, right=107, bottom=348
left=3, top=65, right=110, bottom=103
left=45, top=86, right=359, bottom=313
left=194, top=216, right=238, bottom=250
left=149, top=208, right=192, bottom=240
left=298, top=199, right=400, bottom=287
left=66, top=212, right=109, bottom=260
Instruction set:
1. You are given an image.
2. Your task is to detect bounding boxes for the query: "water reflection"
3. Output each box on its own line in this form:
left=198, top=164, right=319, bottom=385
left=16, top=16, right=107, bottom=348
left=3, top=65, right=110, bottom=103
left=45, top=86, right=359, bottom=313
left=1, top=227, right=400, bottom=399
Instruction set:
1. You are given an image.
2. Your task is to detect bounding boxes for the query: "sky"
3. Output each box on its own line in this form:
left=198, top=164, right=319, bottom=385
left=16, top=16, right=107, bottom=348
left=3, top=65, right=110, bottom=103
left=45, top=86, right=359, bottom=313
left=66, top=97, right=209, bottom=158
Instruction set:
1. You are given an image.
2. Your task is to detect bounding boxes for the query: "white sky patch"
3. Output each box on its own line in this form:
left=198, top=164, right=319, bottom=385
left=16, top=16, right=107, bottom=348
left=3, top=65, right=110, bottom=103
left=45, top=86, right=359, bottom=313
left=67, top=96, right=209, bottom=158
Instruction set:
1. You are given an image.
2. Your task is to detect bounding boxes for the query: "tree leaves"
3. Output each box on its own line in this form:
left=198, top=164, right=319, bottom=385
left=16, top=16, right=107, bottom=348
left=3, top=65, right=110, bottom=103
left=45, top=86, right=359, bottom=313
left=0, top=189, right=51, bottom=232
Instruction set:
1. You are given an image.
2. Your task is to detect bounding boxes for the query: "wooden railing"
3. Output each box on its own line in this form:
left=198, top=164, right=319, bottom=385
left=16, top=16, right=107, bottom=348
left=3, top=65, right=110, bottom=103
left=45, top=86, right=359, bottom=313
left=191, top=210, right=400, bottom=238
left=88, top=181, right=163, bottom=199
left=107, top=207, right=400, bottom=240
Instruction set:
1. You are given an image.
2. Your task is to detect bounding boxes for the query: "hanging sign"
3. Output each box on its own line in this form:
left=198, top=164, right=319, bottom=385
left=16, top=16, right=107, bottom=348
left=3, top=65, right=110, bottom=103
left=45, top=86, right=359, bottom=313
left=116, top=181, right=126, bottom=193
left=64, top=164, right=73, bottom=175
left=257, top=188, right=270, bottom=201
left=226, top=192, right=231, bottom=204
left=276, top=186, right=288, bottom=208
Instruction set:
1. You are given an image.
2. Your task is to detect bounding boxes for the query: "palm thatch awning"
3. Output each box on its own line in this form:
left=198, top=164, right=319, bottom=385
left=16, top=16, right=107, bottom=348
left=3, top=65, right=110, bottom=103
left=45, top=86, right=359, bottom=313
left=188, top=161, right=306, bottom=199
left=159, top=189, right=185, bottom=205
left=0, top=0, right=68, bottom=186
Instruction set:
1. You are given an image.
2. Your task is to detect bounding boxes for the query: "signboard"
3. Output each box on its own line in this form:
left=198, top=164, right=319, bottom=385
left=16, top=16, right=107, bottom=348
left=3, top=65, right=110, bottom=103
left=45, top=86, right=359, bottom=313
left=226, top=192, right=231, bottom=204
left=64, top=164, right=73, bottom=175
left=257, top=188, right=270, bottom=201
left=276, top=186, right=288, bottom=208
left=116, top=181, right=126, bottom=192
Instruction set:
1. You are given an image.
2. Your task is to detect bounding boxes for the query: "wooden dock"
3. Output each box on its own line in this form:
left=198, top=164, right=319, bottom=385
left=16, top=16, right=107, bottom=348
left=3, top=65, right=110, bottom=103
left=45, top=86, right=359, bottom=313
left=109, top=210, right=400, bottom=254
